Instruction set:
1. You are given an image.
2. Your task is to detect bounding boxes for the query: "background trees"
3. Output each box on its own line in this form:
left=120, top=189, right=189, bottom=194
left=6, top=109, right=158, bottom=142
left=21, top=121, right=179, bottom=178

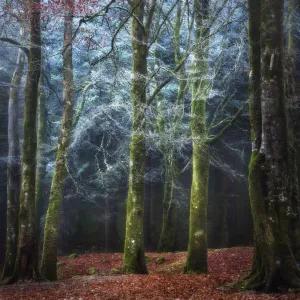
left=0, top=0, right=251, bottom=257
left=1, top=0, right=298, bottom=294
left=1, top=22, right=25, bottom=280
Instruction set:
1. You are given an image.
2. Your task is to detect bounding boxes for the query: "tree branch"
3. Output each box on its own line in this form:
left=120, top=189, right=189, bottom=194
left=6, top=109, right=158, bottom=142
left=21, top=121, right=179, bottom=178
left=144, top=0, right=157, bottom=40
left=0, top=37, right=29, bottom=57
left=207, top=100, right=248, bottom=145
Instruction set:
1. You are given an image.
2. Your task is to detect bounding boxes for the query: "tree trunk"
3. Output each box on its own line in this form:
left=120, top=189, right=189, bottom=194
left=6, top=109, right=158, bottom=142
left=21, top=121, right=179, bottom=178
left=123, top=0, right=156, bottom=274
left=157, top=2, right=187, bottom=253
left=184, top=0, right=210, bottom=274
left=221, top=199, right=229, bottom=248
left=286, top=0, right=300, bottom=261
left=35, top=68, right=47, bottom=252
left=158, top=156, right=178, bottom=252
left=6, top=0, right=42, bottom=283
left=0, top=83, right=9, bottom=267
left=1, top=26, right=25, bottom=281
left=41, top=0, right=74, bottom=281
left=105, top=197, right=110, bottom=252
left=242, top=0, right=300, bottom=292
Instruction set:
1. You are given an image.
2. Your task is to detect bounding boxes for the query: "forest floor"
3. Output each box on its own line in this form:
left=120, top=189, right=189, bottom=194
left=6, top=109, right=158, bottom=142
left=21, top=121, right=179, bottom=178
left=1, top=247, right=300, bottom=299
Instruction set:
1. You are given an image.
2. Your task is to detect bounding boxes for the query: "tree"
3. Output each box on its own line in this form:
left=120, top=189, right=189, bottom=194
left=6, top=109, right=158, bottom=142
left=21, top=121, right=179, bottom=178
left=241, top=0, right=300, bottom=292
left=35, top=66, right=47, bottom=250
left=286, top=0, right=300, bottom=261
left=41, top=0, right=74, bottom=281
left=157, top=0, right=190, bottom=253
left=123, top=0, right=156, bottom=274
left=4, top=0, right=42, bottom=283
left=1, top=24, right=25, bottom=281
left=184, top=0, right=210, bottom=274
left=184, top=0, right=247, bottom=274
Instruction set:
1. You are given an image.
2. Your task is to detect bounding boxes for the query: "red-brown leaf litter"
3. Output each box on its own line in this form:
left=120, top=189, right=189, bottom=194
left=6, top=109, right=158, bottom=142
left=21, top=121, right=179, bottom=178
left=1, top=247, right=299, bottom=299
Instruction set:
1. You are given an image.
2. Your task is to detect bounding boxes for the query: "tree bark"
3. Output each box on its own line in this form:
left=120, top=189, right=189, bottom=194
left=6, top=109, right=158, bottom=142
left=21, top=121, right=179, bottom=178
left=286, top=0, right=300, bottom=261
left=41, top=0, right=74, bottom=281
left=242, top=0, right=300, bottom=292
left=35, top=68, right=47, bottom=252
left=158, top=155, right=178, bottom=252
left=1, top=26, right=25, bottom=281
left=123, top=0, right=156, bottom=274
left=184, top=0, right=210, bottom=274
left=6, top=0, right=42, bottom=283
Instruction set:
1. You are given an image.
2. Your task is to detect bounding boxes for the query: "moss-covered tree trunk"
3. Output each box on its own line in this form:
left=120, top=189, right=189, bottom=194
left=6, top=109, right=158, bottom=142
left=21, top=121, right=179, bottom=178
left=123, top=0, right=156, bottom=274
left=244, top=0, right=262, bottom=287
left=286, top=0, right=300, bottom=261
left=35, top=68, right=47, bottom=250
left=184, top=0, right=210, bottom=274
left=6, top=0, right=42, bottom=283
left=242, top=0, right=300, bottom=292
left=40, top=0, right=74, bottom=281
left=1, top=26, right=25, bottom=281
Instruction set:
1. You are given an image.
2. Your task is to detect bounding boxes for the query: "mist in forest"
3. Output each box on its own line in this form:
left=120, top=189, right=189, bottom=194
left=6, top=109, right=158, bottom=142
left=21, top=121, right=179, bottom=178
left=0, top=0, right=299, bottom=297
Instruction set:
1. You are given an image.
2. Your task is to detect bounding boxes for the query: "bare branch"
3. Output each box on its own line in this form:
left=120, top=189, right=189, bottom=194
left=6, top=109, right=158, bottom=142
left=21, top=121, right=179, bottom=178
left=208, top=100, right=248, bottom=145
left=0, top=36, right=29, bottom=57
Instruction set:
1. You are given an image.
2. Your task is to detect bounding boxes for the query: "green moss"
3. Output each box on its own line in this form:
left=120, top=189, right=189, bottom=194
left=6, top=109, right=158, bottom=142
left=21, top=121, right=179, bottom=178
left=123, top=42, right=148, bottom=274
left=122, top=1, right=149, bottom=275
left=57, top=261, right=66, bottom=268
left=183, top=0, right=210, bottom=276
left=111, top=267, right=122, bottom=274
left=68, top=253, right=78, bottom=259
left=159, top=261, right=184, bottom=273
left=7, top=3, right=42, bottom=283
left=123, top=184, right=147, bottom=274
left=248, top=151, right=265, bottom=230
left=145, top=255, right=151, bottom=264
left=88, top=267, right=97, bottom=275
left=35, top=70, right=47, bottom=244
left=40, top=6, right=74, bottom=282
left=184, top=149, right=209, bottom=274
left=156, top=256, right=166, bottom=265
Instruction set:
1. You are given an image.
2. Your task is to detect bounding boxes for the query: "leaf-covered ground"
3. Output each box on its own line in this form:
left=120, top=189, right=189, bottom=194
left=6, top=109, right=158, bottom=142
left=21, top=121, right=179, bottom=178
left=1, top=247, right=300, bottom=299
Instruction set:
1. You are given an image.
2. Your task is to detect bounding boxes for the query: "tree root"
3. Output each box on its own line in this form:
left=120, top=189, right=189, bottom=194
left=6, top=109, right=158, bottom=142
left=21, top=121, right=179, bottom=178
left=232, top=270, right=300, bottom=294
